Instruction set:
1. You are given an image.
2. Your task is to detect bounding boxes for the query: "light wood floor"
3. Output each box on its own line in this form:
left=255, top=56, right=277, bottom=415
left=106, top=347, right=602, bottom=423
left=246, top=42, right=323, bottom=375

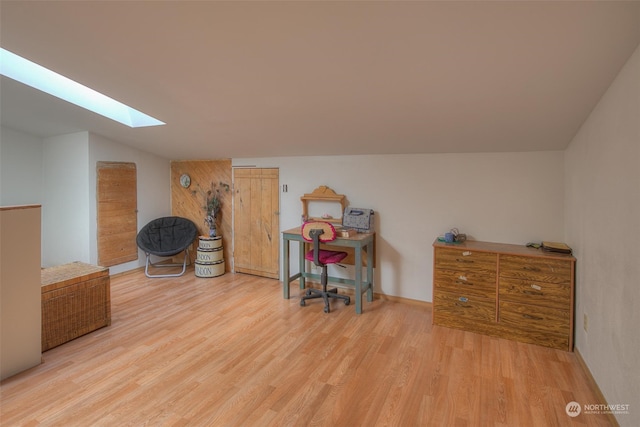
left=1, top=268, right=613, bottom=426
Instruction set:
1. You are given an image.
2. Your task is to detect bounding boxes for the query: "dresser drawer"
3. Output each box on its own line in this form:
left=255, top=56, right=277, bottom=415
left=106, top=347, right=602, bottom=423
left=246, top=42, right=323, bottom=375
left=435, top=248, right=497, bottom=274
left=496, top=325, right=570, bottom=351
left=499, top=301, right=570, bottom=335
left=499, top=277, right=570, bottom=309
left=499, top=255, right=572, bottom=285
left=433, top=290, right=496, bottom=333
left=435, top=269, right=495, bottom=299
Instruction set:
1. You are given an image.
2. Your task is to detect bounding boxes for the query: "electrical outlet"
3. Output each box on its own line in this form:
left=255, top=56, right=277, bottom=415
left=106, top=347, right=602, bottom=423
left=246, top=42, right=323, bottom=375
left=584, top=313, right=588, bottom=332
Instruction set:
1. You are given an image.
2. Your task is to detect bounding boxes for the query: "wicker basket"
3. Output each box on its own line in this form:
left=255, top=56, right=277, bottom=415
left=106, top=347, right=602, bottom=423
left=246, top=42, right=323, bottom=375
left=41, top=262, right=111, bottom=351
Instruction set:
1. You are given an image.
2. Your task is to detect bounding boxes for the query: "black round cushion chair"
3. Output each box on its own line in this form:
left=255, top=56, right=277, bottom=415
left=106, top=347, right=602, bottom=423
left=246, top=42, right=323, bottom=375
left=136, top=216, right=198, bottom=277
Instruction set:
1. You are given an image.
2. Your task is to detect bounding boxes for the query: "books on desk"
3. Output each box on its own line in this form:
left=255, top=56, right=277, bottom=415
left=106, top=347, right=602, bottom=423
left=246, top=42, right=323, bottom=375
left=541, top=241, right=572, bottom=255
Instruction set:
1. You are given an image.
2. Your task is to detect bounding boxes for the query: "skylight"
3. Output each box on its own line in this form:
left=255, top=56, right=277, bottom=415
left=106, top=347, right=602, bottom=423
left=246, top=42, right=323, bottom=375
left=0, top=48, right=165, bottom=128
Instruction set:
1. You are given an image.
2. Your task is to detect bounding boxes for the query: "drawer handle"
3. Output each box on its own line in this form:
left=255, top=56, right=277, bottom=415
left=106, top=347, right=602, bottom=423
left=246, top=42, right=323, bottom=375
left=456, top=258, right=474, bottom=263
left=455, top=280, right=473, bottom=286
left=454, top=302, right=471, bottom=308
left=455, top=296, right=470, bottom=307
left=522, top=313, right=544, bottom=321
left=522, top=266, right=541, bottom=272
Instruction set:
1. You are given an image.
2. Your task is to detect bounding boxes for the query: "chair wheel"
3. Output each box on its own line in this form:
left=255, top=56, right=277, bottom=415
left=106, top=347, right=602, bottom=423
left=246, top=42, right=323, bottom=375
left=345, top=298, right=350, bottom=306
left=300, top=300, right=306, bottom=307
left=324, top=306, right=330, bottom=313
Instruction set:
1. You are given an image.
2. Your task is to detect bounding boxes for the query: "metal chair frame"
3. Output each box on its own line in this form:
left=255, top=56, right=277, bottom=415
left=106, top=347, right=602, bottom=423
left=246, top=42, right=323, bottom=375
left=143, top=248, right=192, bottom=278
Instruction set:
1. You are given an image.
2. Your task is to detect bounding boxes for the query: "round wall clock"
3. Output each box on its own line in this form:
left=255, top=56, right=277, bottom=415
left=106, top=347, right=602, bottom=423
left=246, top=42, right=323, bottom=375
left=179, top=173, right=191, bottom=188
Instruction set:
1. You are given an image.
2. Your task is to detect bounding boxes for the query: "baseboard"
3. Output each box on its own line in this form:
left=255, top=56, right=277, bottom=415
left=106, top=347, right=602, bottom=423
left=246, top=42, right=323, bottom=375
left=374, top=292, right=432, bottom=309
left=574, top=348, right=620, bottom=427
left=108, top=265, right=146, bottom=279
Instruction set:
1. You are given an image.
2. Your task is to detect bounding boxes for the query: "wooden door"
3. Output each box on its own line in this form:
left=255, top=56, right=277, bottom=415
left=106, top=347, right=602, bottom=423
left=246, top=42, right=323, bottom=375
left=97, top=162, right=138, bottom=267
left=233, top=168, right=279, bottom=279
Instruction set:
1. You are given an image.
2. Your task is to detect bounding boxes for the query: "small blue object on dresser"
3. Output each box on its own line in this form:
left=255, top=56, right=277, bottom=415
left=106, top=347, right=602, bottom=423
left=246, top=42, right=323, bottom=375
left=342, top=207, right=374, bottom=232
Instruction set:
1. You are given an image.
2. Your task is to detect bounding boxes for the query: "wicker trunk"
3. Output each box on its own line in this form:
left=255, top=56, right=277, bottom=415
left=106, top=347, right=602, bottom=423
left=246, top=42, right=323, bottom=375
left=41, top=262, right=111, bottom=351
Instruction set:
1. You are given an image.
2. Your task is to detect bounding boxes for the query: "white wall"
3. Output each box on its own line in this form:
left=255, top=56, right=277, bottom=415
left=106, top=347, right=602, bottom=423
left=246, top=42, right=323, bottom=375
left=42, top=132, right=92, bottom=266
left=0, top=127, right=171, bottom=273
left=565, top=44, right=640, bottom=426
left=234, top=151, right=565, bottom=302
left=0, top=127, right=43, bottom=206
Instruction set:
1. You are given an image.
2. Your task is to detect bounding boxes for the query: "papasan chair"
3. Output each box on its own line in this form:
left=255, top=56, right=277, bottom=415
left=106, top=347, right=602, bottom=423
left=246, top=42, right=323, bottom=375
left=136, top=216, right=198, bottom=278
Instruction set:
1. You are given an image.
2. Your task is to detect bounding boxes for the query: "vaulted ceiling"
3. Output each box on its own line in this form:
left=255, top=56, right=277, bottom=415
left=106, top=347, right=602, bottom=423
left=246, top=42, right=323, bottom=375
left=1, top=1, right=639, bottom=160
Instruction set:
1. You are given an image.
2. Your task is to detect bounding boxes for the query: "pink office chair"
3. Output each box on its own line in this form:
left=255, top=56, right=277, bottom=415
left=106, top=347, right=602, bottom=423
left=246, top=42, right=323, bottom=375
left=300, top=221, right=350, bottom=313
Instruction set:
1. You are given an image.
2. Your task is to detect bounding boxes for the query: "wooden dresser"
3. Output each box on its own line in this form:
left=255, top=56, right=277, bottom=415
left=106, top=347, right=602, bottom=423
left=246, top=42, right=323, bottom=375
left=432, top=240, right=575, bottom=351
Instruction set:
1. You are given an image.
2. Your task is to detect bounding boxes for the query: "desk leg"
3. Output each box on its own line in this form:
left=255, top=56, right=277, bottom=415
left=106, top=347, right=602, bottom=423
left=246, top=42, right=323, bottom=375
left=298, top=240, right=306, bottom=290
left=283, top=237, right=290, bottom=299
left=355, top=243, right=363, bottom=314
left=366, top=241, right=374, bottom=302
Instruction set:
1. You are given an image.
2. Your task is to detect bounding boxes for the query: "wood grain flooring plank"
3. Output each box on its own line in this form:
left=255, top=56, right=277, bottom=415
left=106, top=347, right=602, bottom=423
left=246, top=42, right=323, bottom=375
left=0, top=268, right=615, bottom=426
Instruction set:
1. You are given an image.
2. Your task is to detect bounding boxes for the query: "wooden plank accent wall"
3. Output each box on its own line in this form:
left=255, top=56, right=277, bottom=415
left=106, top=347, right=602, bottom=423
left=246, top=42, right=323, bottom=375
left=170, top=160, right=232, bottom=269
